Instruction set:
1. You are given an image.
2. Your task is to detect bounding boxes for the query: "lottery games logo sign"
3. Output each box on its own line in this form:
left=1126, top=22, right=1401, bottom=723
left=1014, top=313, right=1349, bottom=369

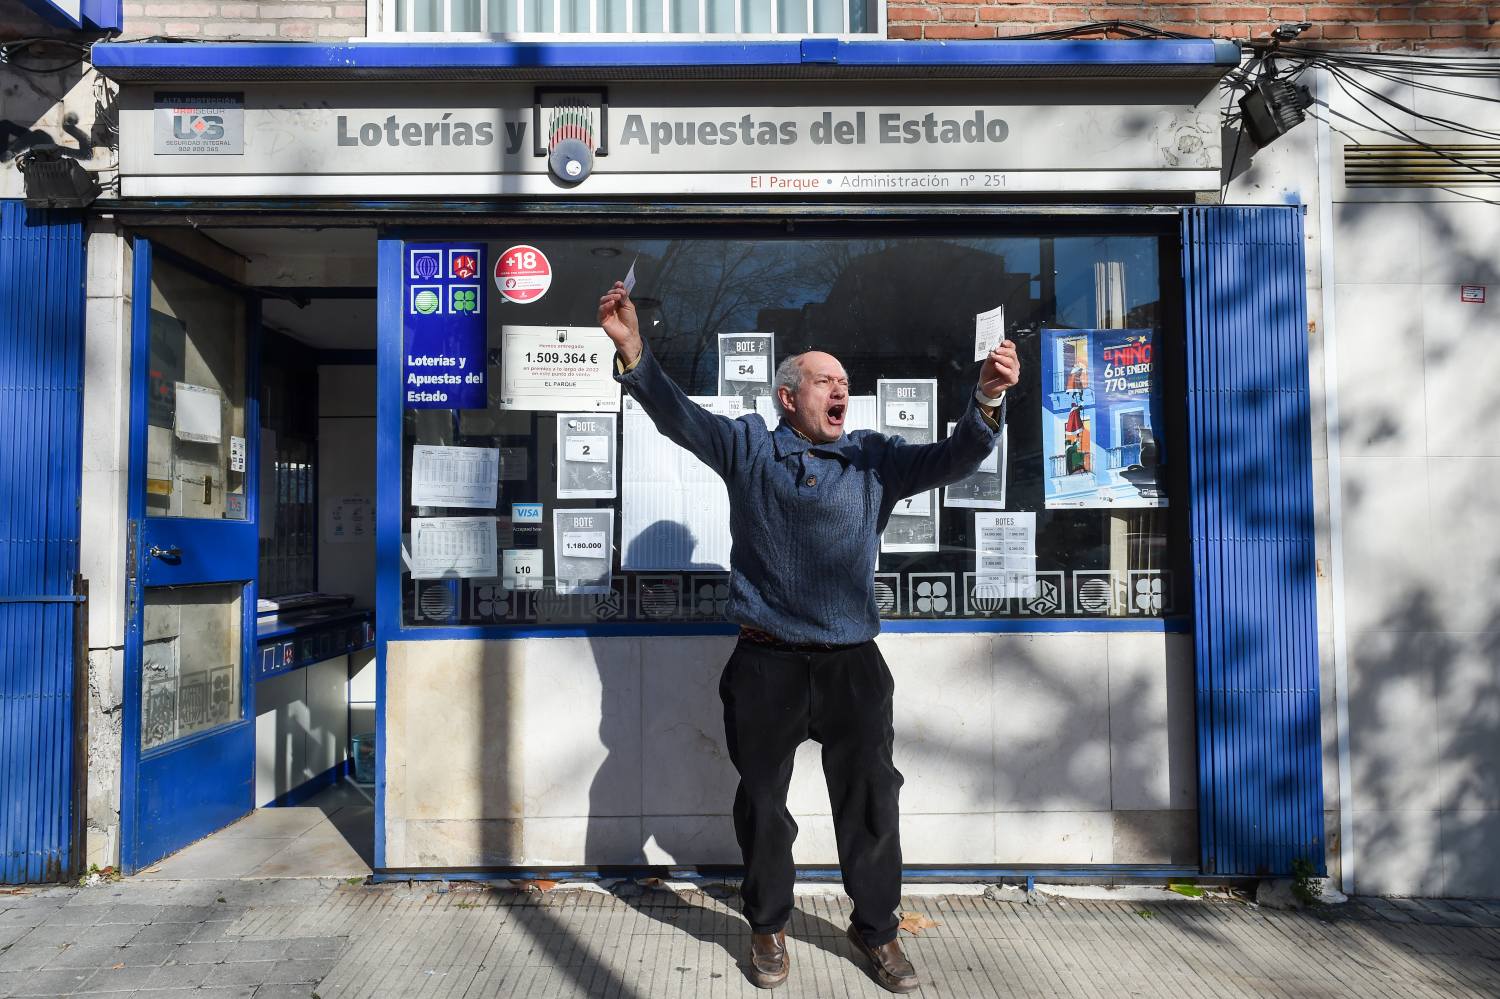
left=495, top=245, right=552, bottom=304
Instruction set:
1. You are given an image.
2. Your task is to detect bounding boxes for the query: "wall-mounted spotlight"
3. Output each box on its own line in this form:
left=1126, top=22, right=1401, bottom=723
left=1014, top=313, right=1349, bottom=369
left=1239, top=77, right=1314, bottom=149
left=19, top=149, right=100, bottom=208
left=1239, top=22, right=1315, bottom=148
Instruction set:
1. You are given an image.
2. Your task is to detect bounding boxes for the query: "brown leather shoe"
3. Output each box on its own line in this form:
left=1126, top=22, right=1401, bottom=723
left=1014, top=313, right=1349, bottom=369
left=748, top=929, right=789, bottom=989
left=846, top=924, right=920, bottom=993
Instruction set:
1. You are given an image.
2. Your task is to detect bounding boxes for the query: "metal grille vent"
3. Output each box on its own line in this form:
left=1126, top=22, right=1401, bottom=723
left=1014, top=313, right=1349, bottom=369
left=1344, top=143, right=1500, bottom=187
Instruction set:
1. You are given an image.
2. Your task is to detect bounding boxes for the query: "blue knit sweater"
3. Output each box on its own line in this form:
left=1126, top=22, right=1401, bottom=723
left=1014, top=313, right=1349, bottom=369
left=617, top=346, right=1005, bottom=645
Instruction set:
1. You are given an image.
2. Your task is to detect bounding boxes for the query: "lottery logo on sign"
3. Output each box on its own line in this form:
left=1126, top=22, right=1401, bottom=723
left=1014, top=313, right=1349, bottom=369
left=410, top=249, right=442, bottom=280
left=450, top=250, right=479, bottom=279
left=495, top=244, right=553, bottom=304
left=450, top=285, right=480, bottom=315
left=410, top=286, right=441, bottom=316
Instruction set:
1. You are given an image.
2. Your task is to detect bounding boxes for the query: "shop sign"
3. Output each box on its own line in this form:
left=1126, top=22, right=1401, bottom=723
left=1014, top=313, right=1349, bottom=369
left=404, top=244, right=486, bottom=409
left=119, top=83, right=1220, bottom=197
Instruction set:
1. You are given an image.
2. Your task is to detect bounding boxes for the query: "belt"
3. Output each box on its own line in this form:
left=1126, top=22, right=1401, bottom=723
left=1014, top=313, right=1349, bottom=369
left=738, top=626, right=862, bottom=653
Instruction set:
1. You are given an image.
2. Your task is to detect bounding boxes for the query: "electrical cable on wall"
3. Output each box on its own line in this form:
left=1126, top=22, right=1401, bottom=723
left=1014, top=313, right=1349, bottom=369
left=0, top=37, right=93, bottom=75
left=1221, top=24, right=1500, bottom=204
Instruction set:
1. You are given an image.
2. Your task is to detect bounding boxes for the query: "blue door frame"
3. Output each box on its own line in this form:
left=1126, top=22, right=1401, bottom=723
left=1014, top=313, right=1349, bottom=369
left=119, top=238, right=262, bottom=874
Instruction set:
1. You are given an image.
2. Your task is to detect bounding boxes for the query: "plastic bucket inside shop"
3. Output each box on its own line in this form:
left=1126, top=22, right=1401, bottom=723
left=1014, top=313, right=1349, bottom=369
left=351, top=732, right=376, bottom=785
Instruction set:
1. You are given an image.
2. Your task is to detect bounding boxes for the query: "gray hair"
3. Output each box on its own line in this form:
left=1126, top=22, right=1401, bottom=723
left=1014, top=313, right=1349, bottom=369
left=773, top=354, right=806, bottom=414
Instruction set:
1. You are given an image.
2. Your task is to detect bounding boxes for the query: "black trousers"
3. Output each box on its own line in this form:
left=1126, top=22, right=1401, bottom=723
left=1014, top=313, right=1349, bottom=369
left=719, top=638, right=904, bottom=947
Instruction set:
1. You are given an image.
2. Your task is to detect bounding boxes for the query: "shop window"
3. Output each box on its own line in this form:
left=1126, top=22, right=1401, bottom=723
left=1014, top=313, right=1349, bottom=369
left=379, top=0, right=878, bottom=35
left=258, top=338, right=319, bottom=597
left=398, top=227, right=1189, bottom=629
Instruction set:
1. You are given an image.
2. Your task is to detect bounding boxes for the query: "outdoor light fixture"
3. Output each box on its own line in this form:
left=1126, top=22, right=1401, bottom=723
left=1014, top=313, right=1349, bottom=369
left=1239, top=77, right=1314, bottom=148
left=1237, top=22, right=1315, bottom=149
left=19, top=149, right=101, bottom=208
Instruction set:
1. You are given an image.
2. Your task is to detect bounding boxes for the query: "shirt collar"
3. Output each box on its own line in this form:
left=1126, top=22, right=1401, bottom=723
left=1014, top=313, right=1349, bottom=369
left=772, top=419, right=855, bottom=461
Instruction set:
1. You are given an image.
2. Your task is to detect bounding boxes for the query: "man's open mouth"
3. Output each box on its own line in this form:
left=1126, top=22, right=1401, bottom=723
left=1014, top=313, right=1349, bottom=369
left=828, top=404, right=846, bottom=424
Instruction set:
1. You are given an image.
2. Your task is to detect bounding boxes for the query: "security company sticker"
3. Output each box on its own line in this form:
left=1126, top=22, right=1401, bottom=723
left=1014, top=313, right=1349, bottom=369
left=495, top=245, right=553, bottom=304
left=153, top=92, right=244, bottom=155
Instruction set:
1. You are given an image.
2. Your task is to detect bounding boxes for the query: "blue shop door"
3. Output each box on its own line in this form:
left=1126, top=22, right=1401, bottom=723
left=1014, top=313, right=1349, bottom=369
left=122, top=241, right=259, bottom=872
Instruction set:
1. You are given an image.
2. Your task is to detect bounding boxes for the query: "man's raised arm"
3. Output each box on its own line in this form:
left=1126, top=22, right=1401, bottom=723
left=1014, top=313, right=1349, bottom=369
left=880, top=340, right=1022, bottom=501
left=598, top=282, right=745, bottom=480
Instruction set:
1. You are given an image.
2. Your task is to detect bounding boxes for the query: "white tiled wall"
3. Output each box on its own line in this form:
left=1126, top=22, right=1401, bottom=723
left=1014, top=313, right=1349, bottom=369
left=1333, top=193, right=1500, bottom=897
left=383, top=632, right=1197, bottom=869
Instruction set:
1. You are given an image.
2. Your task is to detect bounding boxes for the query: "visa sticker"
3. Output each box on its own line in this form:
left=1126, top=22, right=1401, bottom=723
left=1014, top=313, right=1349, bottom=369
left=512, top=502, right=544, bottom=524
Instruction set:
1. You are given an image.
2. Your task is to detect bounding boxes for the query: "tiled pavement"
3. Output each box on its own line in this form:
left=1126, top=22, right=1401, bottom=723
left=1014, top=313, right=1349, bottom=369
left=4, top=876, right=1500, bottom=998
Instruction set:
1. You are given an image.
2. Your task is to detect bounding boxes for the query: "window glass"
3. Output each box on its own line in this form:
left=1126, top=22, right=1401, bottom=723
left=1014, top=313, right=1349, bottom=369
left=257, top=345, right=318, bottom=597
left=400, top=227, right=1188, bottom=628
left=145, top=260, right=248, bottom=522
left=394, top=0, right=877, bottom=33
left=141, top=583, right=243, bottom=751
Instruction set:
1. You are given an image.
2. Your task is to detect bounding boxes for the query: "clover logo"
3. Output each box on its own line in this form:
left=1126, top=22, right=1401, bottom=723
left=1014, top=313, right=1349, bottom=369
left=451, top=287, right=479, bottom=314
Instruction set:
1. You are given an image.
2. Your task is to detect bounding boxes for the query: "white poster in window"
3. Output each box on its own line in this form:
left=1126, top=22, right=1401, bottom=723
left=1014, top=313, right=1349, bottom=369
left=622, top=395, right=740, bottom=570
left=718, top=333, right=775, bottom=403
left=410, top=444, right=500, bottom=509
left=974, top=511, right=1037, bottom=599
left=173, top=382, right=222, bottom=444
left=502, top=548, right=543, bottom=591
left=877, top=380, right=936, bottom=440
left=878, top=379, right=939, bottom=553
left=555, top=412, right=618, bottom=500
left=325, top=494, right=372, bottom=544
left=410, top=516, right=498, bottom=580
left=553, top=508, right=614, bottom=595
left=147, top=424, right=174, bottom=483
left=891, top=490, right=933, bottom=517
left=229, top=435, right=246, bottom=473
left=943, top=420, right=1008, bottom=510
left=499, top=325, right=621, bottom=412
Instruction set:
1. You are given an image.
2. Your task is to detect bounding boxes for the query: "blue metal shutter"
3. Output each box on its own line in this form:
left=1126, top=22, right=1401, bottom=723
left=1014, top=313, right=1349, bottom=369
left=1182, top=206, right=1324, bottom=877
left=0, top=201, right=86, bottom=883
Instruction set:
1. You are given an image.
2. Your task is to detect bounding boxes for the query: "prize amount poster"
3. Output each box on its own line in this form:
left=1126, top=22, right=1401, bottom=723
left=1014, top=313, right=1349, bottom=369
left=1040, top=328, right=1166, bottom=509
left=499, top=325, right=621, bottom=412
left=877, top=379, right=939, bottom=553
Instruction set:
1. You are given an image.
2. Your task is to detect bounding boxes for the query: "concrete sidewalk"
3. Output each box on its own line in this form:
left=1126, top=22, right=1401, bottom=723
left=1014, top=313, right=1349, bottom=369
left=3, top=876, right=1500, bottom=998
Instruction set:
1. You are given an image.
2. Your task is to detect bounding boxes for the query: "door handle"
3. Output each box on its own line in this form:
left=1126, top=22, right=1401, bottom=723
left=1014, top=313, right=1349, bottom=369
left=148, top=545, right=182, bottom=560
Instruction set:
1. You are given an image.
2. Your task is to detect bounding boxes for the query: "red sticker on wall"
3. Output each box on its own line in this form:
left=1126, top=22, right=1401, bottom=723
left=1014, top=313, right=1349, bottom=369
left=1461, top=285, right=1486, bottom=304
left=495, top=244, right=553, bottom=304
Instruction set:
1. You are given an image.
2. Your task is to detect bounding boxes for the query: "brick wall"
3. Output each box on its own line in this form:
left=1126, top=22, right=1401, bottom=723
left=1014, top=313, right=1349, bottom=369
left=121, top=0, right=368, bottom=40
left=113, top=0, right=1496, bottom=48
left=886, top=1, right=1500, bottom=50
